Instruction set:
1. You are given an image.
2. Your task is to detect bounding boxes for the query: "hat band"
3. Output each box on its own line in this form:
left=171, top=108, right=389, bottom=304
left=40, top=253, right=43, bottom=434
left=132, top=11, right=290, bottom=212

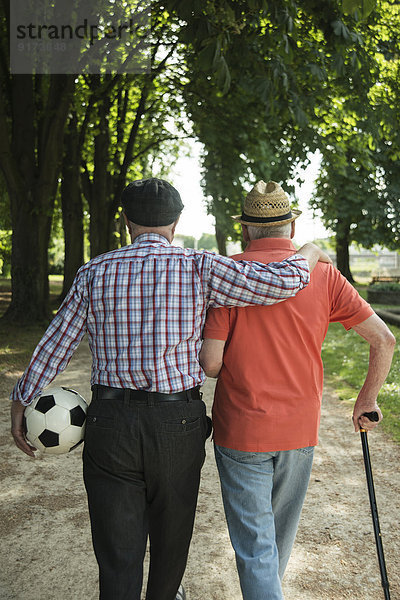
left=241, top=211, right=292, bottom=223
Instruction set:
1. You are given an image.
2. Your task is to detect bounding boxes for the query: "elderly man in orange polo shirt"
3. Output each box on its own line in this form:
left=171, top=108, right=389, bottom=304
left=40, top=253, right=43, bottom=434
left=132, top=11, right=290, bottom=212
left=199, top=181, right=396, bottom=600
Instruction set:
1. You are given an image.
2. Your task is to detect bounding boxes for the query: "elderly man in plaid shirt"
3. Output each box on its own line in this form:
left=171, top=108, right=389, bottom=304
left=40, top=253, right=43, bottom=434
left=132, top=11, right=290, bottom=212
left=11, top=178, right=330, bottom=600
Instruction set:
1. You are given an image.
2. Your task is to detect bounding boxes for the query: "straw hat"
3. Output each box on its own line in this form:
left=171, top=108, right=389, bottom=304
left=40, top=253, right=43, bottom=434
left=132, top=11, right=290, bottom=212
left=232, top=180, right=301, bottom=227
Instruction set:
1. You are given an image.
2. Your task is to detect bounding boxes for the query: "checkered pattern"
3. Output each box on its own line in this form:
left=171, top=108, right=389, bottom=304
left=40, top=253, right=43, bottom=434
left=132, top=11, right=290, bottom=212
left=11, top=234, right=309, bottom=403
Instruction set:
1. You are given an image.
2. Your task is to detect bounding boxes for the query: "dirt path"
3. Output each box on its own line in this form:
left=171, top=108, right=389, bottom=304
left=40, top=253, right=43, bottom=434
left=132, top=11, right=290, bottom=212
left=1, top=338, right=399, bottom=600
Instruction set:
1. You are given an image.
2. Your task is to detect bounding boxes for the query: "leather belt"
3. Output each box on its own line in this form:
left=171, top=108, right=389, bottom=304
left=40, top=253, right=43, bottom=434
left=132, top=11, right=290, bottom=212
left=92, top=384, right=201, bottom=402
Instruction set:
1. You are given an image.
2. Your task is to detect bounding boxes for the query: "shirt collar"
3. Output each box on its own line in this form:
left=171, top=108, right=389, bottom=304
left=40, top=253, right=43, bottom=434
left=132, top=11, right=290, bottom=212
left=245, top=237, right=297, bottom=253
left=131, top=233, right=171, bottom=247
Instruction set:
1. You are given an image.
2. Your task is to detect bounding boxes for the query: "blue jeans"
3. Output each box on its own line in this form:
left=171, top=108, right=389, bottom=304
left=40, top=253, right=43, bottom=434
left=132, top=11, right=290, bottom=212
left=214, top=444, right=314, bottom=600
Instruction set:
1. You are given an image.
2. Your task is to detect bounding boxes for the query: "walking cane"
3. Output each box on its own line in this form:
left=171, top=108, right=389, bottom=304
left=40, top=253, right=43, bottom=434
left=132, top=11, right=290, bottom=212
left=360, top=411, right=391, bottom=600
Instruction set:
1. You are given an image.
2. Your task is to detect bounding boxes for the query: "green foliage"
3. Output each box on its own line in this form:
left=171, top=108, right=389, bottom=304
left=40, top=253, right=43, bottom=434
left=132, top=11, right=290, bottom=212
left=311, top=1, right=400, bottom=271
left=311, top=134, right=388, bottom=248
left=173, top=0, right=384, bottom=250
left=312, top=237, right=336, bottom=252
left=74, top=5, right=192, bottom=257
left=322, top=321, right=400, bottom=443
left=1, top=0, right=399, bottom=319
left=369, top=281, right=400, bottom=292
left=0, top=230, right=11, bottom=277
left=179, top=235, right=196, bottom=248
left=198, top=233, right=218, bottom=251
left=342, top=0, right=377, bottom=20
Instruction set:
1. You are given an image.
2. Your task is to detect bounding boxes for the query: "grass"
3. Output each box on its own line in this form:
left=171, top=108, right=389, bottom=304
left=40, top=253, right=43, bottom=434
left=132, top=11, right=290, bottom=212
left=321, top=282, right=400, bottom=443
left=322, top=322, right=400, bottom=444
left=1, top=276, right=399, bottom=444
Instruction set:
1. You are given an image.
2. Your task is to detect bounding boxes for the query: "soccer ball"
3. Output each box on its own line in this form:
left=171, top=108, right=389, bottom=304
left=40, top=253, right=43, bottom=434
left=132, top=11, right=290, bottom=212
left=24, top=387, right=88, bottom=455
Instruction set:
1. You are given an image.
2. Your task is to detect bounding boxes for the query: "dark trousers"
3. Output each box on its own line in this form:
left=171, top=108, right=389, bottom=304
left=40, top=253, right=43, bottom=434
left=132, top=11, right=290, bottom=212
left=83, top=386, right=209, bottom=600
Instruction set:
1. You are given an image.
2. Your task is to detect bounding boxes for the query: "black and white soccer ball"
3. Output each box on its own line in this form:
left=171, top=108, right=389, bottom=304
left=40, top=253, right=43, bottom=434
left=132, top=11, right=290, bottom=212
left=24, top=387, right=88, bottom=455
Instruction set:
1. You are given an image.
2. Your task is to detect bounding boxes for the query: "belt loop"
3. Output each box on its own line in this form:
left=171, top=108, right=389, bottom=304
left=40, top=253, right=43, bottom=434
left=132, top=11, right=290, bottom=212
left=91, top=384, right=98, bottom=400
left=148, top=392, right=155, bottom=407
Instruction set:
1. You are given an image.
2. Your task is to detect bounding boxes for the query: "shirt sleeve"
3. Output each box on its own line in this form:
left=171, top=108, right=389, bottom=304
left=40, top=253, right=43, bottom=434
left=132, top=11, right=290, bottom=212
left=327, top=265, right=374, bottom=330
left=10, top=267, right=89, bottom=405
left=207, top=253, right=310, bottom=308
left=203, top=307, right=231, bottom=341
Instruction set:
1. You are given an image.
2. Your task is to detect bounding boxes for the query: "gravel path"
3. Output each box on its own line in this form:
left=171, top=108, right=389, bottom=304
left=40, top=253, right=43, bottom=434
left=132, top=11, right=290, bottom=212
left=1, top=338, right=399, bottom=599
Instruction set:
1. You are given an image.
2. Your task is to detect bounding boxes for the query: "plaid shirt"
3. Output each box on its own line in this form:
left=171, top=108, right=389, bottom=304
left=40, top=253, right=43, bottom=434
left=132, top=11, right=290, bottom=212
left=11, top=234, right=309, bottom=403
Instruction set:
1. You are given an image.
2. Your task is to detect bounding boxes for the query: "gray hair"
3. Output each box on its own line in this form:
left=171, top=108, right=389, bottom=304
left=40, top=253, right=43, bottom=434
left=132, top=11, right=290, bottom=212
left=246, top=223, right=291, bottom=240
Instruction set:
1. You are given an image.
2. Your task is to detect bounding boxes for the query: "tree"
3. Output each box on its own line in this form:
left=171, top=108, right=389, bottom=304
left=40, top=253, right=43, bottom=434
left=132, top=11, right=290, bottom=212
left=0, top=0, right=77, bottom=321
left=79, top=9, right=190, bottom=259
left=168, top=0, right=379, bottom=253
left=311, top=1, right=400, bottom=279
left=60, top=111, right=85, bottom=299
left=368, top=2, right=400, bottom=248
left=311, top=138, right=382, bottom=281
left=0, top=7, right=75, bottom=321
left=198, top=233, right=218, bottom=251
left=0, top=2, right=190, bottom=314
left=2, top=0, right=395, bottom=320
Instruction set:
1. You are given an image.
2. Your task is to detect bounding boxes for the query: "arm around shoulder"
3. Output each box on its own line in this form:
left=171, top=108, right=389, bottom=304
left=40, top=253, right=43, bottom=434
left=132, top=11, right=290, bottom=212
left=297, top=242, right=332, bottom=271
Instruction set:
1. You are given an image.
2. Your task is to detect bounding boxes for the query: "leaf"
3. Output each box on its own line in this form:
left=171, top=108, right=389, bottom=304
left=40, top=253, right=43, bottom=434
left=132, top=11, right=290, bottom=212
left=290, top=104, right=308, bottom=128
left=309, top=63, right=326, bottom=81
left=225, top=6, right=236, bottom=25
left=333, top=53, right=345, bottom=75
left=331, top=20, right=350, bottom=39
left=197, top=38, right=221, bottom=71
left=341, top=0, right=377, bottom=19
left=282, top=33, right=290, bottom=54
left=367, top=135, right=376, bottom=151
left=247, top=0, right=260, bottom=11
left=216, top=56, right=231, bottom=94
left=350, top=51, right=361, bottom=69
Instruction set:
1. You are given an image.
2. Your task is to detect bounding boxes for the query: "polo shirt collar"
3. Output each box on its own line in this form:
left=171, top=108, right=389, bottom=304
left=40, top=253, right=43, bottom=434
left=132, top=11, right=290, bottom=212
left=132, top=233, right=170, bottom=247
left=246, top=237, right=296, bottom=253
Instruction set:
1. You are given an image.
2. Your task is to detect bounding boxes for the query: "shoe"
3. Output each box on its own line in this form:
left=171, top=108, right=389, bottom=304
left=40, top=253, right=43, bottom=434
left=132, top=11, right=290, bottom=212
left=176, top=584, right=186, bottom=600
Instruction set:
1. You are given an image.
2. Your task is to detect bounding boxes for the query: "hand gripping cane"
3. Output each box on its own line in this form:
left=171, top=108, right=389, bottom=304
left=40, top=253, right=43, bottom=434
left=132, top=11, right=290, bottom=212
left=360, top=411, right=391, bottom=600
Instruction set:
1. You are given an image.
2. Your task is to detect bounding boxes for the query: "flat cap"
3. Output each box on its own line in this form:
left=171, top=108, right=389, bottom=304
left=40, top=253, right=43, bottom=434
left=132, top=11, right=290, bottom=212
left=121, top=178, right=184, bottom=227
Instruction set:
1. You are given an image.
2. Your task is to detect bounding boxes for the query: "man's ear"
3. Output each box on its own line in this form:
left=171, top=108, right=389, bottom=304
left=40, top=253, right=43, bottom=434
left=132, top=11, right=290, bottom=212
left=242, top=225, right=250, bottom=243
left=290, top=221, right=295, bottom=239
left=172, top=217, right=179, bottom=234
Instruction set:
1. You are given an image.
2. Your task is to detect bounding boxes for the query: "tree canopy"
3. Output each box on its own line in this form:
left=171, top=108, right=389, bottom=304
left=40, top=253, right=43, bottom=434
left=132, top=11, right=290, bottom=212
left=310, top=0, right=400, bottom=278
left=168, top=0, right=390, bottom=254
left=0, top=0, right=399, bottom=323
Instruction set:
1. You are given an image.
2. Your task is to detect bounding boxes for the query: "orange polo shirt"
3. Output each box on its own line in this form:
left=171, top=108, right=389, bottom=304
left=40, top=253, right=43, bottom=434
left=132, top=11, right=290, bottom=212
left=203, top=238, right=374, bottom=452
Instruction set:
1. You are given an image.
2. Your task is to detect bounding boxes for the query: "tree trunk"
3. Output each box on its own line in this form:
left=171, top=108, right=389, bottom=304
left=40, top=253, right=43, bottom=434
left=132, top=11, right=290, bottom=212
left=0, top=74, right=74, bottom=323
left=88, top=97, right=115, bottom=258
left=215, top=224, right=227, bottom=256
left=60, top=113, right=84, bottom=301
left=336, top=218, right=354, bottom=283
left=6, top=185, right=52, bottom=322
